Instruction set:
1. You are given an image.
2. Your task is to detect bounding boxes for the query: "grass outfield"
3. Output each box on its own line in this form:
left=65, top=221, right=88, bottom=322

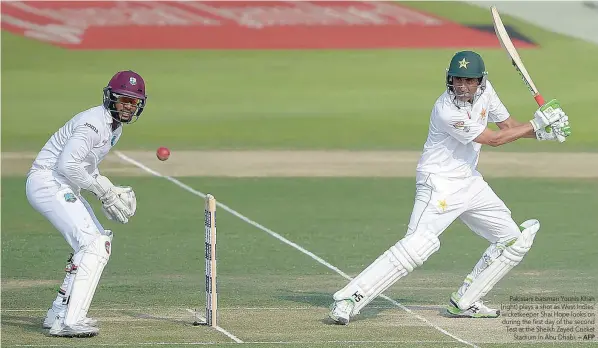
left=2, top=2, right=598, bottom=152
left=2, top=1, right=597, bottom=347
left=2, top=173, right=597, bottom=347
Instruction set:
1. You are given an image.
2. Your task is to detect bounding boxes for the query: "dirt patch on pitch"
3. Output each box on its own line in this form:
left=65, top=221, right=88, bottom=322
left=1, top=279, right=58, bottom=290
left=3, top=151, right=598, bottom=178
left=2, top=152, right=146, bottom=177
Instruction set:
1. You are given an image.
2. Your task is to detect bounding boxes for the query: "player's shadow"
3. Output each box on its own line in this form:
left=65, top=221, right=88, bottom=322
left=121, top=310, right=194, bottom=326
left=1, top=314, right=48, bottom=335
left=278, top=290, right=441, bottom=325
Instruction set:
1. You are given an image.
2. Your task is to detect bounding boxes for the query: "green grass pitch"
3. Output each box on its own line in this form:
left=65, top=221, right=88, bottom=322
left=2, top=1, right=597, bottom=347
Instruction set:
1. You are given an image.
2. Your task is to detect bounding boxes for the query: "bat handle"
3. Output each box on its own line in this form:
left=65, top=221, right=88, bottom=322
left=534, top=94, right=545, bottom=106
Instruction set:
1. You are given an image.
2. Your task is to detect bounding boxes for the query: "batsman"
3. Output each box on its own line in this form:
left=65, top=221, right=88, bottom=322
left=26, top=70, right=147, bottom=337
left=329, top=51, right=571, bottom=324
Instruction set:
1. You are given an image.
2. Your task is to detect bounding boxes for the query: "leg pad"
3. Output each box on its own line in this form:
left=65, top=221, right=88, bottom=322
left=334, top=231, right=440, bottom=315
left=457, top=219, right=539, bottom=309
left=63, top=234, right=111, bottom=326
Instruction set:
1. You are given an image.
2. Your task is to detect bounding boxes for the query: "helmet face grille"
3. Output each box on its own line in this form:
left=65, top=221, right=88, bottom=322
left=103, top=71, right=147, bottom=123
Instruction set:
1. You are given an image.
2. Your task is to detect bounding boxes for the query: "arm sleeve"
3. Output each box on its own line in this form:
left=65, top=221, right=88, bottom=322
left=56, top=123, right=101, bottom=190
left=487, top=83, right=510, bottom=123
left=436, top=106, right=486, bottom=145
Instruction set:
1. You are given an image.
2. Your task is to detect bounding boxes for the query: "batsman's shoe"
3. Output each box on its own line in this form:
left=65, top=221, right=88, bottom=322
left=447, top=292, right=500, bottom=318
left=42, top=307, right=98, bottom=329
left=48, top=320, right=99, bottom=337
left=328, top=298, right=355, bottom=325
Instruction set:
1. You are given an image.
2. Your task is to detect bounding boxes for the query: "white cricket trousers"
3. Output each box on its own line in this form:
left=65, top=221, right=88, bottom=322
left=25, top=170, right=105, bottom=253
left=408, top=172, right=521, bottom=243
left=26, top=170, right=110, bottom=320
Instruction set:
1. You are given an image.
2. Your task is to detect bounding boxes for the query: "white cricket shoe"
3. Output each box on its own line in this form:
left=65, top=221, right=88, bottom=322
left=328, top=298, right=355, bottom=325
left=43, top=307, right=98, bottom=329
left=49, top=319, right=99, bottom=337
left=446, top=292, right=500, bottom=318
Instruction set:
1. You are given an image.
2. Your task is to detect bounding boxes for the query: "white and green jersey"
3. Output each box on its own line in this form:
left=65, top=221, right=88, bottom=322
left=416, top=80, right=510, bottom=179
left=28, top=106, right=122, bottom=191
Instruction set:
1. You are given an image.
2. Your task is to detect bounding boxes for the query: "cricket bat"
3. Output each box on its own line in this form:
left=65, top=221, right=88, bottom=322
left=490, top=6, right=565, bottom=142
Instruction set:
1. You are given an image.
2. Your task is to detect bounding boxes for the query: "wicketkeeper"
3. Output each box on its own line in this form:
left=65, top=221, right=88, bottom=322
left=26, top=70, right=147, bottom=337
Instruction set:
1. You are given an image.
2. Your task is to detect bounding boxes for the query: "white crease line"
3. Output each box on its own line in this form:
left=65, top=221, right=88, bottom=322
left=187, top=308, right=206, bottom=324
left=215, top=326, right=243, bottom=344
left=115, top=151, right=478, bottom=348
left=185, top=309, right=243, bottom=343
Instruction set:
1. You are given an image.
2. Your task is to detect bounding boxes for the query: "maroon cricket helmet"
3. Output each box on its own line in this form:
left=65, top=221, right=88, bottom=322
left=102, top=70, right=147, bottom=123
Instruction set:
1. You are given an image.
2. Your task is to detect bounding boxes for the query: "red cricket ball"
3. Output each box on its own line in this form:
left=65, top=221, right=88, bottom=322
left=156, top=147, right=170, bottom=161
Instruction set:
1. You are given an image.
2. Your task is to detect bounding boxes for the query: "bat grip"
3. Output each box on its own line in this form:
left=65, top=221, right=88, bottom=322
left=534, top=94, right=545, bottom=106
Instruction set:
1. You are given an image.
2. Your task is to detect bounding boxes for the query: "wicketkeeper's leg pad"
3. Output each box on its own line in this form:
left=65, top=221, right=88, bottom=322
left=63, top=234, right=111, bottom=327
left=334, top=230, right=440, bottom=315
left=457, top=219, right=539, bottom=310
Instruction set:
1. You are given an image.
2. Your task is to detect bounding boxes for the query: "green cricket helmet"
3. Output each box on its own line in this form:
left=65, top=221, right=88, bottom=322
left=445, top=51, right=488, bottom=107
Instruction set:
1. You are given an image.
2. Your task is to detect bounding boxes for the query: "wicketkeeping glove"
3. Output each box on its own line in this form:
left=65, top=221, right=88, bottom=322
left=100, top=186, right=134, bottom=224
left=89, top=175, right=133, bottom=224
